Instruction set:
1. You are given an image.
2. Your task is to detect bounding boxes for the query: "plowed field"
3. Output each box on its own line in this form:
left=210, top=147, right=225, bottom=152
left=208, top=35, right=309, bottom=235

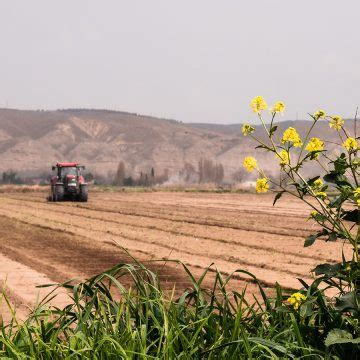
left=0, top=191, right=351, bottom=320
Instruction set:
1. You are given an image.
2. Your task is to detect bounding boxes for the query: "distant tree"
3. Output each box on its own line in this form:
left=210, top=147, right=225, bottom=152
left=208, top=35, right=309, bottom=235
left=93, top=172, right=109, bottom=185
left=135, top=168, right=169, bottom=186
left=152, top=168, right=169, bottom=185
left=161, top=168, right=169, bottom=183
left=1, top=170, right=23, bottom=184
left=203, top=159, right=214, bottom=182
left=198, top=159, right=204, bottom=183
left=113, top=161, right=126, bottom=186
left=198, top=158, right=224, bottom=184
left=214, top=163, right=224, bottom=185
left=138, top=172, right=145, bottom=186
left=123, top=176, right=134, bottom=186
left=180, top=163, right=197, bottom=183
left=150, top=167, right=155, bottom=185
left=84, top=172, right=95, bottom=182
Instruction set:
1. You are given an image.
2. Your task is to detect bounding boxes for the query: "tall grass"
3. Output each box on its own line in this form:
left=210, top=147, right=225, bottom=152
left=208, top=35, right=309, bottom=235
left=1, top=257, right=357, bottom=358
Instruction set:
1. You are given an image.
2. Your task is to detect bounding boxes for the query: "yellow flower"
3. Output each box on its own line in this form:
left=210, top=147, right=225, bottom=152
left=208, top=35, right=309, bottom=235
left=342, top=137, right=358, bottom=152
left=256, top=178, right=269, bottom=193
left=242, top=124, right=255, bottom=136
left=312, top=179, right=324, bottom=190
left=354, top=187, right=360, bottom=199
left=329, top=116, right=344, bottom=130
left=243, top=156, right=257, bottom=172
left=305, top=138, right=324, bottom=155
left=287, top=292, right=307, bottom=310
left=314, top=109, right=326, bottom=119
left=310, top=210, right=318, bottom=218
left=250, top=96, right=267, bottom=113
left=272, top=101, right=285, bottom=114
left=315, top=191, right=327, bottom=200
left=281, top=127, right=303, bottom=147
left=277, top=149, right=290, bottom=166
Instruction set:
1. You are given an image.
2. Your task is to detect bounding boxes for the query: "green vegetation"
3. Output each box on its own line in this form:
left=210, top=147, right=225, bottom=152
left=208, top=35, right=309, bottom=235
left=1, top=257, right=358, bottom=359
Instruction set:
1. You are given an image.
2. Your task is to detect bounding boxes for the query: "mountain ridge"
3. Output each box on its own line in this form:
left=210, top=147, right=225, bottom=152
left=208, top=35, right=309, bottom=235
left=0, top=108, right=355, bottom=181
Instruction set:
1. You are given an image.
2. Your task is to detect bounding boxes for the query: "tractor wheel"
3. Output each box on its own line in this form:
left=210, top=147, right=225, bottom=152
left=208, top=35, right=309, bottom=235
left=79, top=185, right=88, bottom=202
left=50, top=186, right=57, bottom=201
left=55, top=184, right=64, bottom=201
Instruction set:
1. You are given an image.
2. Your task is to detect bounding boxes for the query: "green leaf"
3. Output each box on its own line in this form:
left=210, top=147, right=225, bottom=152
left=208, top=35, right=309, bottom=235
left=334, top=154, right=348, bottom=173
left=269, top=125, right=278, bottom=136
left=304, top=234, right=317, bottom=247
left=299, top=302, right=313, bottom=318
left=329, top=194, right=346, bottom=208
left=255, top=144, right=273, bottom=152
left=312, top=263, right=341, bottom=276
left=304, top=231, right=326, bottom=247
left=327, top=232, right=337, bottom=242
left=255, top=144, right=267, bottom=149
left=313, top=212, right=327, bottom=223
left=324, top=329, right=359, bottom=347
left=335, top=292, right=359, bottom=312
left=273, top=191, right=285, bottom=206
left=312, top=150, right=324, bottom=158
left=304, top=150, right=325, bottom=160
left=274, top=305, right=292, bottom=313
left=323, top=172, right=350, bottom=186
left=342, top=209, right=359, bottom=222
left=323, top=173, right=336, bottom=183
left=248, top=337, right=288, bottom=354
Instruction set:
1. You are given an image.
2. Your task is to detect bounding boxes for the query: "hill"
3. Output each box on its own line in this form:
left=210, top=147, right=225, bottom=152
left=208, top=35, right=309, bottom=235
left=0, top=108, right=355, bottom=182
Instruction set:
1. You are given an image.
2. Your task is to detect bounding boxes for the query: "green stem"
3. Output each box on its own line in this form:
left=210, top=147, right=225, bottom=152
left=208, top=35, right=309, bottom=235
left=297, top=118, right=318, bottom=166
left=258, top=113, right=278, bottom=154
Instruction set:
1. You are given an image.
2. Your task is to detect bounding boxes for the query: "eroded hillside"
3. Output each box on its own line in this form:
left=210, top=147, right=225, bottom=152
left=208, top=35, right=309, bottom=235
left=0, top=108, right=354, bottom=180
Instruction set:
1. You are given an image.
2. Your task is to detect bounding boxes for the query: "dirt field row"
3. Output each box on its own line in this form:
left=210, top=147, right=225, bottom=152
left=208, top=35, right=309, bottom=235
left=0, top=191, right=351, bottom=319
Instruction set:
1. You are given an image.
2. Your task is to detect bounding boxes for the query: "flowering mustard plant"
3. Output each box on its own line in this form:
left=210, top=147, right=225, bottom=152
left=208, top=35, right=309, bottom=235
left=243, top=97, right=359, bottom=347
left=242, top=96, right=359, bottom=295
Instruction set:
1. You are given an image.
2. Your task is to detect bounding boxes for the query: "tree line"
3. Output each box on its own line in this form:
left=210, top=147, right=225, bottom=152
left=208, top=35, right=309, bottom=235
left=1, top=171, right=24, bottom=184
left=112, top=158, right=227, bottom=187
left=112, top=162, right=169, bottom=187
left=0, top=158, right=249, bottom=186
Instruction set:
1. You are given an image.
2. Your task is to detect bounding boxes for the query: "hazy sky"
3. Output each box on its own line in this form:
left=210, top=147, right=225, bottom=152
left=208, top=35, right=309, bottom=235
left=0, top=1, right=359, bottom=124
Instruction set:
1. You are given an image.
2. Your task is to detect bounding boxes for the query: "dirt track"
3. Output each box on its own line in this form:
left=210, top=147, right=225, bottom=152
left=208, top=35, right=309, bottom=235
left=0, top=191, right=351, bottom=319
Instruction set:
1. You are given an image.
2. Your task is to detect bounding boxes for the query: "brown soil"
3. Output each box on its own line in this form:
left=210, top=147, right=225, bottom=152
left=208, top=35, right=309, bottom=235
left=0, top=191, right=351, bottom=320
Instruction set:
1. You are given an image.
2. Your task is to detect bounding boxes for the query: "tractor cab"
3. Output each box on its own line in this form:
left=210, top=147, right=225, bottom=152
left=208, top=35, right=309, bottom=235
left=58, top=165, right=77, bottom=179
left=50, top=162, right=88, bottom=202
left=54, top=163, right=83, bottom=182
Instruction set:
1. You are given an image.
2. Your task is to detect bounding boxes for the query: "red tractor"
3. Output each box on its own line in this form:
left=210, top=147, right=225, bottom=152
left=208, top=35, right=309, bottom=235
left=50, top=162, right=88, bottom=202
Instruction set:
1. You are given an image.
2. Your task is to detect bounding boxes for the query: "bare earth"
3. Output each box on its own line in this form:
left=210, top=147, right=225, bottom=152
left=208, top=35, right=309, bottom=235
left=0, top=191, right=351, bottom=320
